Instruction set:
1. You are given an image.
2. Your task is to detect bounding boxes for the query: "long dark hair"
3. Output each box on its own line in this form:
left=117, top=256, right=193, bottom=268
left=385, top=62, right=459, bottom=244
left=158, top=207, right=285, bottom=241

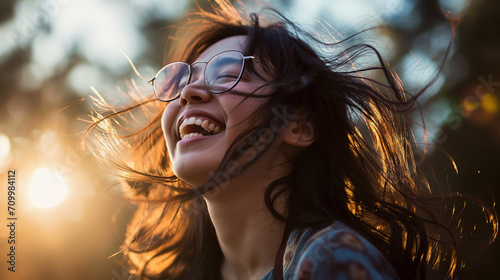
left=83, top=1, right=497, bottom=279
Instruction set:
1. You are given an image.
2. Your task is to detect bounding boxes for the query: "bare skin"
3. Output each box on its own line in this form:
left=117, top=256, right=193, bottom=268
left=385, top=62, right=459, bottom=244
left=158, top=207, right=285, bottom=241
left=162, top=36, right=315, bottom=280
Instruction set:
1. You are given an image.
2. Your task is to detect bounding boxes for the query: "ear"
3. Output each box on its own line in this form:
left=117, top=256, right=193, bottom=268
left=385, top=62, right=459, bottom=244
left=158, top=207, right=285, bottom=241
left=282, top=120, right=315, bottom=147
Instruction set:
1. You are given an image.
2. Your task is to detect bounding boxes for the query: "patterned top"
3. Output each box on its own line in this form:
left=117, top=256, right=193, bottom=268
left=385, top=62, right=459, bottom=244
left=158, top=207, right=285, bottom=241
left=261, top=221, right=400, bottom=280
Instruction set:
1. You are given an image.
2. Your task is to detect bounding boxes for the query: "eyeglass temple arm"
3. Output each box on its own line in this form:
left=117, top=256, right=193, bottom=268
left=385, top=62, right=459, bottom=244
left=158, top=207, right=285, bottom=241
left=244, top=56, right=273, bottom=76
left=148, top=77, right=155, bottom=84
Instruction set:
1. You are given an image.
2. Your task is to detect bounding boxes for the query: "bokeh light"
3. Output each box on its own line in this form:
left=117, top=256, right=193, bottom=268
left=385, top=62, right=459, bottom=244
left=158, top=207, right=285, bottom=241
left=0, top=133, right=11, bottom=169
left=28, top=167, right=69, bottom=209
left=0, top=133, right=10, bottom=158
left=481, top=93, right=499, bottom=113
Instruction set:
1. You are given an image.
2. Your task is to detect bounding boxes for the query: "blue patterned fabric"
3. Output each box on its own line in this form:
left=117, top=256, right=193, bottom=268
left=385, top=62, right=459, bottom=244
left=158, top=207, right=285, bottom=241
left=261, top=221, right=400, bottom=280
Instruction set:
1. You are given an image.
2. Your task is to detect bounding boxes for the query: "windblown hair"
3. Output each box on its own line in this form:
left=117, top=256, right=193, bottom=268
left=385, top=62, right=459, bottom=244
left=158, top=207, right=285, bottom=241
left=83, top=1, right=497, bottom=279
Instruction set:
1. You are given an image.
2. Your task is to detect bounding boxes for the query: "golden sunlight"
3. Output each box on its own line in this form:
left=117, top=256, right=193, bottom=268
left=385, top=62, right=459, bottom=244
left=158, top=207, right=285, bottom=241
left=28, top=167, right=68, bottom=209
left=0, top=133, right=11, bottom=161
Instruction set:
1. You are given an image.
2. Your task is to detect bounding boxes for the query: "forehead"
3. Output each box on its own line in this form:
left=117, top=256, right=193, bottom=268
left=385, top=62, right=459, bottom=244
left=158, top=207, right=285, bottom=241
left=196, top=35, right=247, bottom=61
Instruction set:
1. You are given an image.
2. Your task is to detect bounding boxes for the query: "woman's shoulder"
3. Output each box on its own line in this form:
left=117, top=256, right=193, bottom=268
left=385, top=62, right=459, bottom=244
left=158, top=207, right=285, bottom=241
left=282, top=221, right=400, bottom=280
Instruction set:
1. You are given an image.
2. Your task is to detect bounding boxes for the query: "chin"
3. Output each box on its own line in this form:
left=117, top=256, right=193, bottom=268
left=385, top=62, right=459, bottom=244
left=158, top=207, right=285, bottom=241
left=172, top=158, right=218, bottom=188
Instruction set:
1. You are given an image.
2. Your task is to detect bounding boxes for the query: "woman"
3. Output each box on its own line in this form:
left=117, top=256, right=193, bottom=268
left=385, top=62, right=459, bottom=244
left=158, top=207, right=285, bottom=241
left=84, top=1, right=496, bottom=279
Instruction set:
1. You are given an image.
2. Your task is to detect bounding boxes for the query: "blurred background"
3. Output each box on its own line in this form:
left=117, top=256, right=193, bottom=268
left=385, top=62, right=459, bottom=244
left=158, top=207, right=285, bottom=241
left=0, top=0, right=498, bottom=279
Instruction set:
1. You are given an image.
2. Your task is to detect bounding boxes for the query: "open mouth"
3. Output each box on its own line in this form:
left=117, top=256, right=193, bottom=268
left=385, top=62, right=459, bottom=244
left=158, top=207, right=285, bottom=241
left=179, top=117, right=225, bottom=140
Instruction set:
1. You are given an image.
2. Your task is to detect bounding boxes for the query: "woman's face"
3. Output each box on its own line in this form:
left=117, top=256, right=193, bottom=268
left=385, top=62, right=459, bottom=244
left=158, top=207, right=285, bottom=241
left=162, top=36, right=270, bottom=187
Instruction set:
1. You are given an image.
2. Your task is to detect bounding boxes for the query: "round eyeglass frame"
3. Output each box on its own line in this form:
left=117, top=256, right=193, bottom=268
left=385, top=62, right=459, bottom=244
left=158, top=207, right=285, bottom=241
left=148, top=50, right=257, bottom=102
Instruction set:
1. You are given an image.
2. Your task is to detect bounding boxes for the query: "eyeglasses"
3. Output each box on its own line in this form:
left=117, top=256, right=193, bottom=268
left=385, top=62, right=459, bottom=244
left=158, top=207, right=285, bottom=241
left=149, top=50, right=257, bottom=102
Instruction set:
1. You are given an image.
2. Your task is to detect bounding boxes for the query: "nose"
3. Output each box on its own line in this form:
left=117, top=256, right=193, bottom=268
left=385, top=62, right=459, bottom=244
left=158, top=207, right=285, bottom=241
left=179, top=69, right=211, bottom=107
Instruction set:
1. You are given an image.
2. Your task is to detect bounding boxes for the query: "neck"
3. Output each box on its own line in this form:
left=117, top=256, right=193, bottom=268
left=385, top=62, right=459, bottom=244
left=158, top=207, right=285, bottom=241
left=206, top=164, right=288, bottom=280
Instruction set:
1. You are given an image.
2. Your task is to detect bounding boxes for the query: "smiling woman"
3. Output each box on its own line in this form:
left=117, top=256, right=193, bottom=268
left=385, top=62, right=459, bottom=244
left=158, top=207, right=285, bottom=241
left=161, top=36, right=276, bottom=189
left=83, top=1, right=496, bottom=280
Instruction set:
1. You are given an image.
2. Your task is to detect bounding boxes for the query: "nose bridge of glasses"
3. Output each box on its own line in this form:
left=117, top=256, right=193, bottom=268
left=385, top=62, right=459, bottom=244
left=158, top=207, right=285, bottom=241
left=188, top=61, right=208, bottom=85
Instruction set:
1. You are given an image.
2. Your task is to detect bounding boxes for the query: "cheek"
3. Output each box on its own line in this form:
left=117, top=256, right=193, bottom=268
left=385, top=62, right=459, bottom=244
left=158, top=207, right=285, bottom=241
left=226, top=99, right=266, bottom=129
left=162, top=103, right=180, bottom=151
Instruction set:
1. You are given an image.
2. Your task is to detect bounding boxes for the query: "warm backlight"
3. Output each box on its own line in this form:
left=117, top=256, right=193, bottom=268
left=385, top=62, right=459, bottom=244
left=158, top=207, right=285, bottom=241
left=0, top=133, right=10, bottom=162
left=28, top=167, right=68, bottom=209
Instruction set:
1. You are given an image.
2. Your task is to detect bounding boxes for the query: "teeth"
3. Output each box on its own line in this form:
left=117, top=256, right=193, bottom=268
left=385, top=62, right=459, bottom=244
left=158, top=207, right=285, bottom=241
left=179, top=116, right=224, bottom=139
left=182, top=132, right=202, bottom=140
left=179, top=119, right=186, bottom=128
left=201, top=120, right=209, bottom=130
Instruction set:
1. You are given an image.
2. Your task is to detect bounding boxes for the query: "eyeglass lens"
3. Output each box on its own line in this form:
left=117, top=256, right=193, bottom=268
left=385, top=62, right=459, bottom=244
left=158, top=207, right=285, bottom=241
left=153, top=51, right=245, bottom=101
left=153, top=63, right=190, bottom=102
